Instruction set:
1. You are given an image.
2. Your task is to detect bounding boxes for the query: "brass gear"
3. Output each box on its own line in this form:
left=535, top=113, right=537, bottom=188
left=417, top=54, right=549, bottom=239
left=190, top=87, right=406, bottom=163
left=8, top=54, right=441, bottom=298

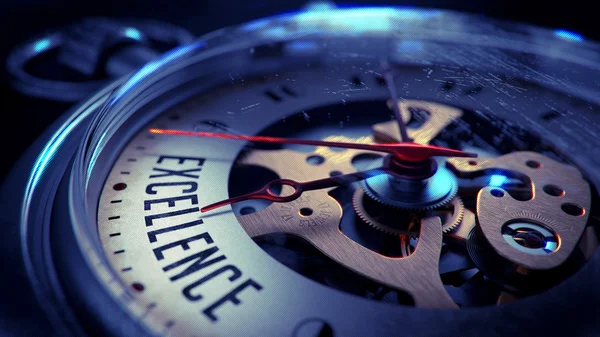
left=431, top=196, right=464, bottom=234
left=352, top=188, right=420, bottom=236
left=352, top=189, right=464, bottom=236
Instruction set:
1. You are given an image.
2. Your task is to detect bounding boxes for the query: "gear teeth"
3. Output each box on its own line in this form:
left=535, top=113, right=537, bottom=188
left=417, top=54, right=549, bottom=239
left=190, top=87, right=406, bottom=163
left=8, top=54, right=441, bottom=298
left=441, top=197, right=464, bottom=234
left=354, top=189, right=464, bottom=237
left=362, top=180, right=457, bottom=211
left=352, top=189, right=420, bottom=237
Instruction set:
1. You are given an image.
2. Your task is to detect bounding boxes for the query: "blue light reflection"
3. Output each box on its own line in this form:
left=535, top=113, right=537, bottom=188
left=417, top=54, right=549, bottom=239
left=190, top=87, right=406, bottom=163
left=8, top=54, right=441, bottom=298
left=294, top=7, right=440, bottom=33
left=305, top=1, right=336, bottom=11
left=489, top=174, right=507, bottom=187
left=295, top=8, right=394, bottom=32
left=124, top=27, right=143, bottom=41
left=32, top=38, right=51, bottom=53
left=242, top=6, right=442, bottom=37
left=336, top=4, right=441, bottom=20
left=241, top=18, right=271, bottom=32
left=544, top=241, right=558, bottom=251
left=554, top=29, right=584, bottom=42
left=22, top=98, right=103, bottom=234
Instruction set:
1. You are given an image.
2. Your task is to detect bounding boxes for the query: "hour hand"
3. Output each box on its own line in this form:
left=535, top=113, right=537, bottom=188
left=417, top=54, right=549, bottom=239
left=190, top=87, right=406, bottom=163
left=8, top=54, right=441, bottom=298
left=201, top=167, right=388, bottom=212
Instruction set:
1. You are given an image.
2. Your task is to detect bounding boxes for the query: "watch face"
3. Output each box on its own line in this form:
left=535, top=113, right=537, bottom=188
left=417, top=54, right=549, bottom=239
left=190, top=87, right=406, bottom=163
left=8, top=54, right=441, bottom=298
left=16, top=6, right=600, bottom=336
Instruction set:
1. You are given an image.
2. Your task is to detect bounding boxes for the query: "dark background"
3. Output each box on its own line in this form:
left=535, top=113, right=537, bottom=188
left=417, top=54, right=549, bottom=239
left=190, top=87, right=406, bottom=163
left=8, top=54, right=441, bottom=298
left=0, top=0, right=598, bottom=182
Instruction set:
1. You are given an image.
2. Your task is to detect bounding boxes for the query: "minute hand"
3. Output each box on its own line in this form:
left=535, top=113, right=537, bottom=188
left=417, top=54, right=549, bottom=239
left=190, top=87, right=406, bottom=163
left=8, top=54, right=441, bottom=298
left=148, top=129, right=476, bottom=162
left=201, top=167, right=391, bottom=212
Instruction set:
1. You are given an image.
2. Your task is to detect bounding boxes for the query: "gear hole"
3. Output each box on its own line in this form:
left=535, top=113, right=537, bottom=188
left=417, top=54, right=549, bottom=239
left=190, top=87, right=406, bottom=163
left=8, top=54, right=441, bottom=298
left=543, top=184, right=565, bottom=197
left=307, top=155, right=325, bottom=165
left=561, top=203, right=585, bottom=216
left=330, top=170, right=342, bottom=177
left=240, top=206, right=256, bottom=215
left=525, top=160, right=541, bottom=168
left=299, top=208, right=313, bottom=217
left=501, top=222, right=559, bottom=254
left=490, top=189, right=505, bottom=197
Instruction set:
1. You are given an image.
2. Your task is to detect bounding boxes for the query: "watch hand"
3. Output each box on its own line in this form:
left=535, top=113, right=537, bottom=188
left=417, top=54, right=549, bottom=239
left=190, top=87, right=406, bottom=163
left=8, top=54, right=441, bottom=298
left=201, top=167, right=389, bottom=212
left=148, top=129, right=477, bottom=162
left=381, top=62, right=411, bottom=142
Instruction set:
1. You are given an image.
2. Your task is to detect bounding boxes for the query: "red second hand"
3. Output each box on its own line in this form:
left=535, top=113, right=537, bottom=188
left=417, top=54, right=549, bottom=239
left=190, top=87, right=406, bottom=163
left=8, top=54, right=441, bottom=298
left=148, top=128, right=476, bottom=162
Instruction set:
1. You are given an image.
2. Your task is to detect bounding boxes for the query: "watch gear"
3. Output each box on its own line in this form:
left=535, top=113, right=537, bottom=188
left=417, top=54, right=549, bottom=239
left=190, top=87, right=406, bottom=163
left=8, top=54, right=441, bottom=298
left=352, top=188, right=464, bottom=236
